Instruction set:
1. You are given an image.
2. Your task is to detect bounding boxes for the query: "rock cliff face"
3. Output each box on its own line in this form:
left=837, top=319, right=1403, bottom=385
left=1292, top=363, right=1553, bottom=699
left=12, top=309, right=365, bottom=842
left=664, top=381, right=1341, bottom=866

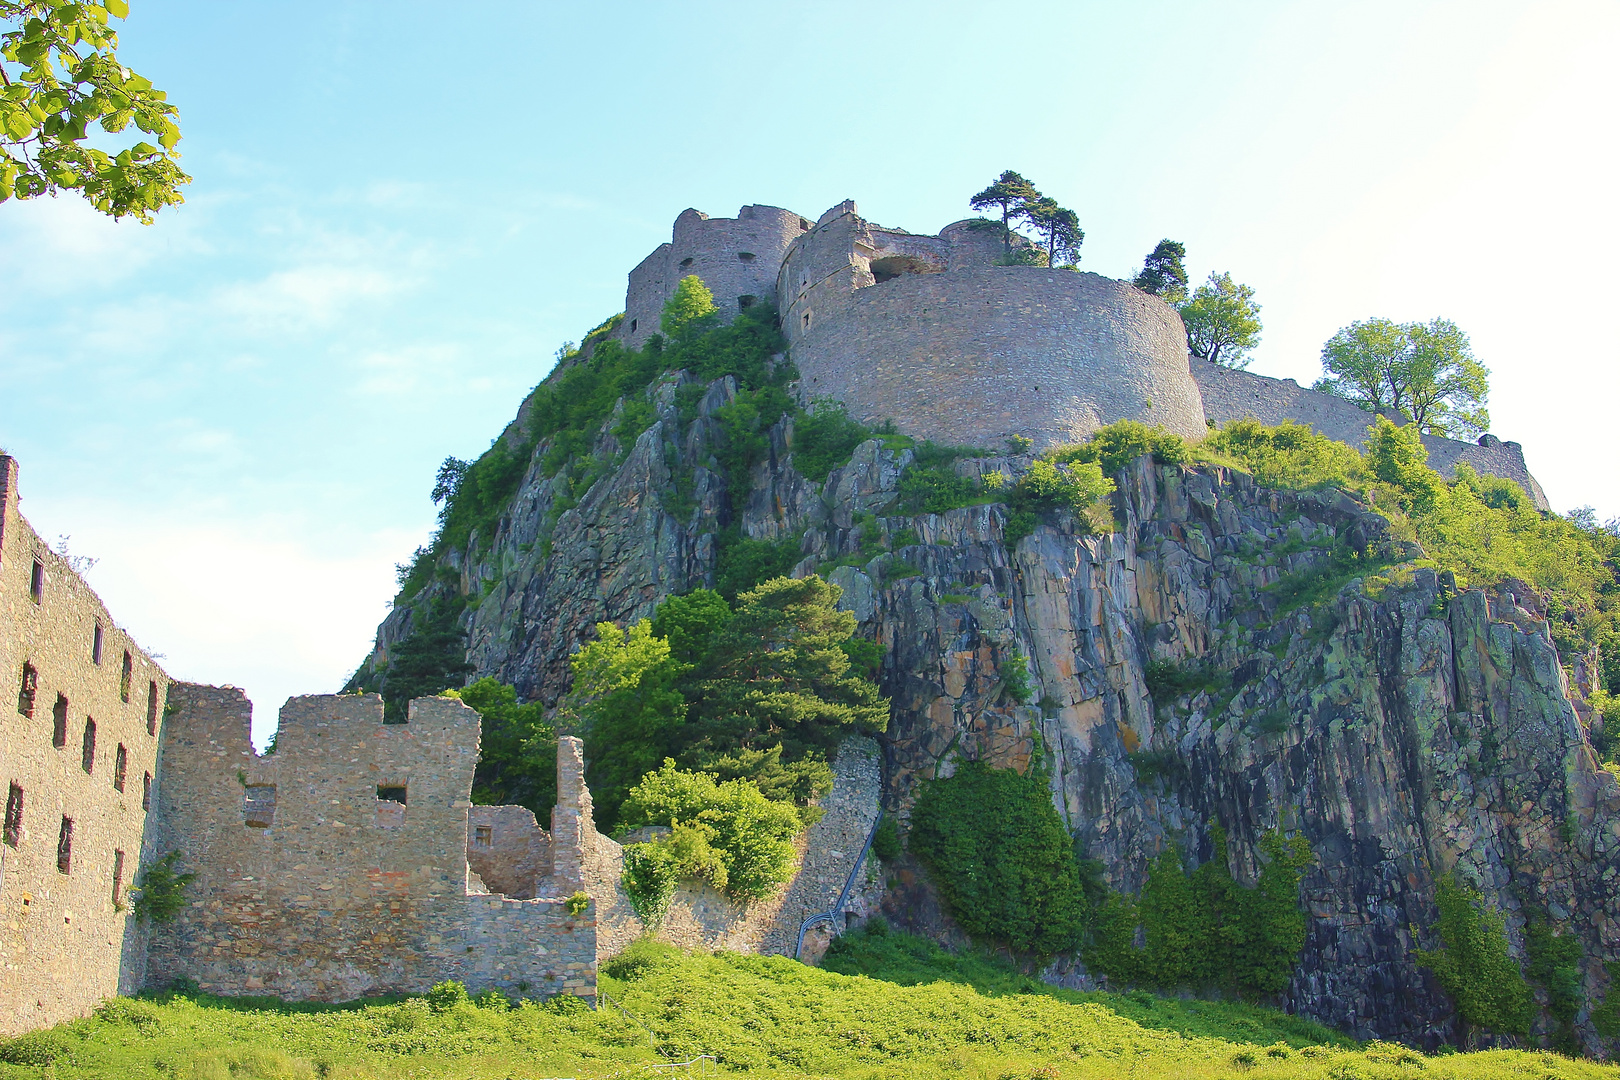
left=359, top=372, right=1619, bottom=1051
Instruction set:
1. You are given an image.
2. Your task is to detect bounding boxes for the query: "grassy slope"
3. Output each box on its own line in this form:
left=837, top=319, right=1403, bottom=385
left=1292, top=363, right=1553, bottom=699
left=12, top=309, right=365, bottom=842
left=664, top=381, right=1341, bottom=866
left=4, top=945, right=1616, bottom=1079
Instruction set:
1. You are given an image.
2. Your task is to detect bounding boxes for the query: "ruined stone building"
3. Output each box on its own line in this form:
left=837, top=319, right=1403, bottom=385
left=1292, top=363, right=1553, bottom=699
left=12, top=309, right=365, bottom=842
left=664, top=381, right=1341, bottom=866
left=615, top=200, right=1546, bottom=504
left=0, top=455, right=607, bottom=1035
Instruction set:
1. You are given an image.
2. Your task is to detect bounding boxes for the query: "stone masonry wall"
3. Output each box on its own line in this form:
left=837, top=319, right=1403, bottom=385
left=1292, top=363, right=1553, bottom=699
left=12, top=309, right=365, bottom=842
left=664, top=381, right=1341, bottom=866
left=0, top=455, right=172, bottom=1036
left=1192, top=359, right=1550, bottom=509
left=466, top=805, right=551, bottom=899
left=591, top=736, right=882, bottom=959
left=146, top=690, right=597, bottom=1003
left=776, top=203, right=1209, bottom=449
left=620, top=204, right=811, bottom=349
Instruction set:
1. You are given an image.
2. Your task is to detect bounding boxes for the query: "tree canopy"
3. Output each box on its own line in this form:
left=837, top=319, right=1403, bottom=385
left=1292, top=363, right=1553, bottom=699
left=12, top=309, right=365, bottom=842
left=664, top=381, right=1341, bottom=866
left=1, top=0, right=188, bottom=220
left=1313, top=317, right=1489, bottom=440
left=1133, top=240, right=1189, bottom=302
left=1178, top=271, right=1262, bottom=369
left=449, top=677, right=557, bottom=820
left=661, top=274, right=719, bottom=337
left=968, top=169, right=1039, bottom=251
left=561, top=576, right=889, bottom=830
left=968, top=169, right=1082, bottom=265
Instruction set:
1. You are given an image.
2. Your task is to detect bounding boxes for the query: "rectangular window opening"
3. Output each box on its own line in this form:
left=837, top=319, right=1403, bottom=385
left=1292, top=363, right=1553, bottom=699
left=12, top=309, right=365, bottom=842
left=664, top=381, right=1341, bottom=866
left=146, top=681, right=159, bottom=735
left=17, top=662, right=37, bottom=718
left=119, top=651, right=132, bottom=703
left=112, top=849, right=125, bottom=907
left=57, top=816, right=73, bottom=874
left=113, top=744, right=128, bottom=791
left=473, top=824, right=493, bottom=848
left=29, top=559, right=43, bottom=603
left=52, top=694, right=68, bottom=748
left=629, top=317, right=637, bottom=333
left=243, top=784, right=276, bottom=828
left=92, top=622, right=104, bottom=665
left=81, top=717, right=96, bottom=773
left=143, top=772, right=152, bottom=811
left=376, top=785, right=407, bottom=827
left=3, top=783, right=22, bottom=848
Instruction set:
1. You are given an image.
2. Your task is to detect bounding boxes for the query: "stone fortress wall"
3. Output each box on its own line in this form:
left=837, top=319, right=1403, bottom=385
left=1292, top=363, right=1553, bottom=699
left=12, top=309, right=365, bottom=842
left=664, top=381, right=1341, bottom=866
left=619, top=204, right=812, bottom=349
left=614, top=199, right=1548, bottom=503
left=776, top=201, right=1211, bottom=449
left=1191, top=359, right=1550, bottom=509
left=0, top=455, right=174, bottom=1036
left=145, top=690, right=599, bottom=1004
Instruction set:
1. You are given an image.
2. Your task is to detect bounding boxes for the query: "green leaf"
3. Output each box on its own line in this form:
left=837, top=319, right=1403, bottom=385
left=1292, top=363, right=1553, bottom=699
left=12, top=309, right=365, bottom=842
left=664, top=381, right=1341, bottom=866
left=104, top=0, right=130, bottom=17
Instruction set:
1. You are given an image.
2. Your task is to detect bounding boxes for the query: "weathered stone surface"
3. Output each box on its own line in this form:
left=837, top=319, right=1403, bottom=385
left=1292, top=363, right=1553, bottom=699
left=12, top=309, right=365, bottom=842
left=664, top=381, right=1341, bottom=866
left=0, top=455, right=173, bottom=1036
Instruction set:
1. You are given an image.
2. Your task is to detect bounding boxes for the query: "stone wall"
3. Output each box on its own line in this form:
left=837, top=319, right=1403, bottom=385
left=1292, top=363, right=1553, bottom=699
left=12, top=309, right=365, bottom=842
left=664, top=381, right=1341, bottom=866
left=1192, top=359, right=1550, bottom=509
left=145, top=690, right=597, bottom=1003
left=591, top=736, right=883, bottom=960
left=0, top=455, right=172, bottom=1036
left=776, top=202, right=1209, bottom=449
left=619, top=204, right=811, bottom=349
left=466, top=805, right=551, bottom=899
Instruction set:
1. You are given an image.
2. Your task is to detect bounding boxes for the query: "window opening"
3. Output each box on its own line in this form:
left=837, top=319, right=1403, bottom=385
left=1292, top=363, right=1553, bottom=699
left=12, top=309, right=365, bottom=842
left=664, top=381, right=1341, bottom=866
left=82, top=717, right=96, bottom=773
left=119, top=651, right=132, bottom=702
left=679, top=257, right=693, bottom=269
left=474, top=824, right=493, bottom=848
left=92, top=622, right=103, bottom=665
left=30, top=559, right=43, bottom=603
left=629, top=318, right=637, bottom=333
left=798, top=218, right=810, bottom=230
left=52, top=694, right=68, bottom=747
left=376, top=785, right=407, bottom=827
left=113, top=744, right=128, bottom=791
left=738, top=295, right=756, bottom=310
left=4, top=783, right=22, bottom=847
left=112, top=849, right=125, bottom=906
left=243, top=785, right=276, bottom=828
left=17, top=662, right=37, bottom=717
left=737, top=252, right=755, bottom=262
left=143, top=772, right=152, bottom=811
left=57, top=816, right=73, bottom=873
left=802, top=311, right=811, bottom=329
left=147, top=681, right=159, bottom=735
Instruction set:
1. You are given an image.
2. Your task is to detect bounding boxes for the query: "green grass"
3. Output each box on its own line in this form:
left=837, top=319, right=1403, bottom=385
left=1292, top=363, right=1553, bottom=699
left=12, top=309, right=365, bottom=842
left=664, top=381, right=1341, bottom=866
left=7, top=944, right=1617, bottom=1079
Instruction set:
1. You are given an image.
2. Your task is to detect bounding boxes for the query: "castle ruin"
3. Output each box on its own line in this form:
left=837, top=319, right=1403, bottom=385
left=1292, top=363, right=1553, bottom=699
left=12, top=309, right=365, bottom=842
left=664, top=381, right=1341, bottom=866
left=617, top=199, right=1546, bottom=505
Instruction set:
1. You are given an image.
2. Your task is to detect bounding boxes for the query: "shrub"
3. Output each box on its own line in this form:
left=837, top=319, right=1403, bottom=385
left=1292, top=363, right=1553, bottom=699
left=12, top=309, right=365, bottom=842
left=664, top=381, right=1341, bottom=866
left=1046, top=420, right=1189, bottom=477
left=1085, top=829, right=1312, bottom=997
left=713, top=528, right=803, bottom=601
left=1414, top=874, right=1535, bottom=1035
left=1524, top=918, right=1583, bottom=1024
left=131, top=851, right=194, bottom=924
left=1199, top=419, right=1362, bottom=490
left=661, top=274, right=719, bottom=337
left=907, top=759, right=1088, bottom=956
left=424, top=981, right=470, bottom=1012
left=618, top=762, right=802, bottom=902
left=999, top=648, right=1035, bottom=705
left=794, top=398, right=874, bottom=482
left=564, top=890, right=590, bottom=916
left=600, top=935, right=680, bottom=980
left=870, top=816, right=901, bottom=862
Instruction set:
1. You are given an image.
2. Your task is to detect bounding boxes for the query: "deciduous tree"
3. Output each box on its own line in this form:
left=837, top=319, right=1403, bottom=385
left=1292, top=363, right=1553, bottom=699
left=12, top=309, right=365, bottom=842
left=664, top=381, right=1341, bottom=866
left=1178, top=272, right=1262, bottom=369
left=1, top=0, right=188, bottom=220
left=1314, top=317, right=1490, bottom=439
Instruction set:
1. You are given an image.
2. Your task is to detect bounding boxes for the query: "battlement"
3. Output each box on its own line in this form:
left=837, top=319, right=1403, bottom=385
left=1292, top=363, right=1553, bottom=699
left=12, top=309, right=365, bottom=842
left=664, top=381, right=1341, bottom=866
left=619, top=203, right=811, bottom=349
left=145, top=688, right=601, bottom=1003
left=775, top=202, right=1209, bottom=448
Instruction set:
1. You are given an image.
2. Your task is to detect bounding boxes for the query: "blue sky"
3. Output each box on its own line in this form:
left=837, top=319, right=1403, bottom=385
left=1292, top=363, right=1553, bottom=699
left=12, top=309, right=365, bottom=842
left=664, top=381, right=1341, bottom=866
left=2, top=0, right=1616, bottom=742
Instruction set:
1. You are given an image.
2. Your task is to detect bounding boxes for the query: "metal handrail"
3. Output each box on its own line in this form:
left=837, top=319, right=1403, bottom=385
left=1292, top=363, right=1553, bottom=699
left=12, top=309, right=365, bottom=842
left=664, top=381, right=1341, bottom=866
left=794, top=810, right=884, bottom=960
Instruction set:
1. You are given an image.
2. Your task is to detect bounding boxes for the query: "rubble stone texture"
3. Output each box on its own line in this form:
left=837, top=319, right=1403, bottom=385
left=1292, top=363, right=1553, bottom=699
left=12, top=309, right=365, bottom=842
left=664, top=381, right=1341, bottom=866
left=0, top=455, right=172, bottom=1036
left=146, top=693, right=600, bottom=1003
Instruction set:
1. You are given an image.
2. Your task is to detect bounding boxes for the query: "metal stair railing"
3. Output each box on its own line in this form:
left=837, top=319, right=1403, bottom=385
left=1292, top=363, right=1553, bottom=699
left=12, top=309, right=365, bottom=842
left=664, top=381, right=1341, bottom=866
left=794, top=810, right=883, bottom=960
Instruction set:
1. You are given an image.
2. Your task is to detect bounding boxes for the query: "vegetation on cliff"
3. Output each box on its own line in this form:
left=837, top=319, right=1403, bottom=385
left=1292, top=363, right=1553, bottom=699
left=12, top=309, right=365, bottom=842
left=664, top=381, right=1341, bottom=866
left=10, top=951, right=1617, bottom=1079
left=1314, top=316, right=1491, bottom=440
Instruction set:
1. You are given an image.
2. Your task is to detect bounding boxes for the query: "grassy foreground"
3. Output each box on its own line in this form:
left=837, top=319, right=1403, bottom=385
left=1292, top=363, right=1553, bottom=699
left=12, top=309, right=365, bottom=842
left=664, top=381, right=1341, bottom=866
left=3, top=939, right=1616, bottom=1079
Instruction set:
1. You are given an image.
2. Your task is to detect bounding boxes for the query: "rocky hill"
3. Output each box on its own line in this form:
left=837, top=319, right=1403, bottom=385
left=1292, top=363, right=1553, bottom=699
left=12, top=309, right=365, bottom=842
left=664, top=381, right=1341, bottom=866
left=348, top=309, right=1620, bottom=1055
